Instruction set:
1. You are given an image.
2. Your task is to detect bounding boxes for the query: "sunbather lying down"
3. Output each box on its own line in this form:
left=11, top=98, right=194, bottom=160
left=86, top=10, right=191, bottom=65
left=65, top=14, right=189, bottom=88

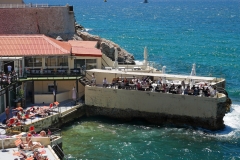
left=13, top=147, right=48, bottom=160
left=17, top=137, right=43, bottom=151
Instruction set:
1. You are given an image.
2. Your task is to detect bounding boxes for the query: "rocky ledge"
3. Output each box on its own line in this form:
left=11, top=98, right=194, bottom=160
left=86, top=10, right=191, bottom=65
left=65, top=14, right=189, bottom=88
left=74, top=24, right=135, bottom=64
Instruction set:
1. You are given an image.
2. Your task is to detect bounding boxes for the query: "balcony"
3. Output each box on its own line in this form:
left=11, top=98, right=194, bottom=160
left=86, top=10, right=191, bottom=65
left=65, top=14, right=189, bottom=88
left=22, top=68, right=83, bottom=78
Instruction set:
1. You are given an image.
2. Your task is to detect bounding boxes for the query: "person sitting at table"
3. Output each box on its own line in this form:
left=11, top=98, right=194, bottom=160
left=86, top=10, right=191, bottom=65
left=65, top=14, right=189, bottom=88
left=111, top=77, right=118, bottom=88
left=123, top=77, right=129, bottom=88
left=136, top=82, right=142, bottom=90
left=184, top=86, right=191, bottom=95
left=210, top=87, right=217, bottom=97
left=203, top=87, right=210, bottom=97
left=176, top=85, right=182, bottom=94
left=132, top=76, right=136, bottom=84
left=193, top=87, right=199, bottom=96
left=157, top=77, right=162, bottom=85
left=103, top=77, right=108, bottom=87
left=169, top=84, right=175, bottom=93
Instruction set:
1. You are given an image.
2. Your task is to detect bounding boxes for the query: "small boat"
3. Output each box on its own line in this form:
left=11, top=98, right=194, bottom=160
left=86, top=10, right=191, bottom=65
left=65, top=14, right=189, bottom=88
left=143, top=0, right=148, bottom=3
left=104, top=0, right=107, bottom=2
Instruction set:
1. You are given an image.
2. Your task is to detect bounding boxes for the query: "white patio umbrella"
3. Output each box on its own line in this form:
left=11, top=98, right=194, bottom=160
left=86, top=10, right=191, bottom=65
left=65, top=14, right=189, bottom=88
left=114, top=47, right=118, bottom=70
left=190, top=63, right=196, bottom=87
left=190, top=63, right=196, bottom=76
left=143, top=46, right=148, bottom=67
left=162, top=66, right=166, bottom=74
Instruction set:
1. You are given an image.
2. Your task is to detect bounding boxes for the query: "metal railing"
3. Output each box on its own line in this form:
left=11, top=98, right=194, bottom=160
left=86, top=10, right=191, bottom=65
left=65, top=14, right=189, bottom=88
left=101, top=56, right=111, bottom=68
left=52, top=144, right=67, bottom=160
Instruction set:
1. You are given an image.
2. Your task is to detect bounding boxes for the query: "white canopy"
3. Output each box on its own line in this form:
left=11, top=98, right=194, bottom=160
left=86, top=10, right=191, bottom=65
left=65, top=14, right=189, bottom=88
left=162, top=66, right=166, bottom=74
left=143, top=46, right=148, bottom=67
left=114, top=47, right=118, bottom=69
left=87, top=69, right=218, bottom=81
left=0, top=57, right=22, bottom=60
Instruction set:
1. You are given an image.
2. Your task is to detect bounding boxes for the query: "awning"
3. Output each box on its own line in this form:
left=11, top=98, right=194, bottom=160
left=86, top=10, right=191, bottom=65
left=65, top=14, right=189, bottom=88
left=0, top=57, right=22, bottom=60
left=86, top=69, right=218, bottom=81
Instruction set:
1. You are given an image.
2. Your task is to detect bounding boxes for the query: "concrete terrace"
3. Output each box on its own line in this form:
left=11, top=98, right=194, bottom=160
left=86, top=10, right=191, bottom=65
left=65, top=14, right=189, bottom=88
left=0, top=146, right=58, bottom=160
left=0, top=99, right=83, bottom=135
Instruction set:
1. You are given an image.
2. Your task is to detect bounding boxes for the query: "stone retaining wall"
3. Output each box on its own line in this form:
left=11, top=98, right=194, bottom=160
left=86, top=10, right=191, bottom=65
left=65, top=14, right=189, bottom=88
left=0, top=6, right=75, bottom=40
left=85, top=103, right=226, bottom=130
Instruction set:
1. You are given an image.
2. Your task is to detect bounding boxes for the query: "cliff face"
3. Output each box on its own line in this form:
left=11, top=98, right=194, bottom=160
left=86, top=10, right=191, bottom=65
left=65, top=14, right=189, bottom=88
left=76, top=31, right=135, bottom=64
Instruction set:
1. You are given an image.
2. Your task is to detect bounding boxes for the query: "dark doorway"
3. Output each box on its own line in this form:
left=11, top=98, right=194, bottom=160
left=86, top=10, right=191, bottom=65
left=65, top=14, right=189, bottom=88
left=4, top=61, right=14, bottom=73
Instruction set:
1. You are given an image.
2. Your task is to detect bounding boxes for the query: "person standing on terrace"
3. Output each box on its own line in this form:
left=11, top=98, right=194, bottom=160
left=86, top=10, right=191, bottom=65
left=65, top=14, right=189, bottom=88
left=7, top=64, right=12, bottom=73
left=91, top=73, right=96, bottom=86
left=181, top=79, right=186, bottom=89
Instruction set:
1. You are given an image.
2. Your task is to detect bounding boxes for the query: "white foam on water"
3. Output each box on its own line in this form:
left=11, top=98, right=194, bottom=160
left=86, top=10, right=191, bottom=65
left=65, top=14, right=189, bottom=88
left=134, top=60, right=144, bottom=65
left=85, top=28, right=92, bottom=32
left=215, top=102, right=240, bottom=138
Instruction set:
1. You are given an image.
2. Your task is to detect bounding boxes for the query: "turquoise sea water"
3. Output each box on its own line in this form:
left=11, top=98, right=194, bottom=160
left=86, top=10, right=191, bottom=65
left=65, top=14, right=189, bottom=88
left=27, top=0, right=240, bottom=159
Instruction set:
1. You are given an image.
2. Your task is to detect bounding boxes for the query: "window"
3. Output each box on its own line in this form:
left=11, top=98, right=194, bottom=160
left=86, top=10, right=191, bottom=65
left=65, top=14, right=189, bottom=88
left=57, top=56, right=68, bottom=66
left=25, top=57, right=42, bottom=67
left=45, top=56, right=68, bottom=67
left=74, top=59, right=97, bottom=70
left=86, top=59, right=97, bottom=70
left=48, top=85, right=57, bottom=93
left=45, top=56, right=56, bottom=67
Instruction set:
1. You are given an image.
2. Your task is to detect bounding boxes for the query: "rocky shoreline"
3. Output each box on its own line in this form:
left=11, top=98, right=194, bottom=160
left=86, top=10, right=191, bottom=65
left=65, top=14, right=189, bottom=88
left=74, top=23, right=135, bottom=64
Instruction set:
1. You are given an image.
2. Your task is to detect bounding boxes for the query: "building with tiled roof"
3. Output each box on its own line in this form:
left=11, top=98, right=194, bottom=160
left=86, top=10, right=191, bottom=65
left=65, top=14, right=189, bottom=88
left=0, top=34, right=102, bottom=105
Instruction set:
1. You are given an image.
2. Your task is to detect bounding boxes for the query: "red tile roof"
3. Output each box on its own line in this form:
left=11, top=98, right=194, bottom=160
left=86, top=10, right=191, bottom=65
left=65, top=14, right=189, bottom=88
left=0, top=34, right=71, bottom=56
left=68, top=40, right=102, bottom=57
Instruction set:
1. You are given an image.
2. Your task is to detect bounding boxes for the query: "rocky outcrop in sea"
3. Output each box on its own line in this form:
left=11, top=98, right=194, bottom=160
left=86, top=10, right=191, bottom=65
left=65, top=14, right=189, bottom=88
left=74, top=24, right=135, bottom=64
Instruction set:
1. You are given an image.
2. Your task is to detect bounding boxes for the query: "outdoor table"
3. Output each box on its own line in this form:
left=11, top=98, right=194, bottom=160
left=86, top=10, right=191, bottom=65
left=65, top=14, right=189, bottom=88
left=142, top=86, right=149, bottom=91
left=129, top=84, right=136, bottom=89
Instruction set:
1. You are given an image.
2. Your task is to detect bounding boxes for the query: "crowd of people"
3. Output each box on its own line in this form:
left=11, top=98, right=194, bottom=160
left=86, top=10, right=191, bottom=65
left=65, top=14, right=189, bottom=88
left=0, top=70, right=18, bottom=87
left=13, top=128, right=52, bottom=160
left=5, top=103, right=57, bottom=128
left=91, top=74, right=218, bottom=97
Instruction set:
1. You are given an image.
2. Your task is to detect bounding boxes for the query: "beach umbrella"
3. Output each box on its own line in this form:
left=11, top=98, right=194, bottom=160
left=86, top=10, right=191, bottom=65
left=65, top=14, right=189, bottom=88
left=114, top=47, right=118, bottom=69
left=162, top=66, right=166, bottom=74
left=143, top=46, right=148, bottom=66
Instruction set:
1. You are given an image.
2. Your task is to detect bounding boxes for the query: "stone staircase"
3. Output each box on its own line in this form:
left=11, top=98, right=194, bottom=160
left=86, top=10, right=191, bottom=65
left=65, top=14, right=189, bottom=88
left=78, top=77, right=90, bottom=86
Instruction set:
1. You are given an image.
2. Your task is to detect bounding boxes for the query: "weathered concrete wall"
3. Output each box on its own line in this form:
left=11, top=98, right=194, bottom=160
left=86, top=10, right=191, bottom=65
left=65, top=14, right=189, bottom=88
left=0, top=6, right=75, bottom=40
left=6, top=113, right=61, bottom=133
left=34, top=80, right=84, bottom=103
left=6, top=105, right=85, bottom=134
left=85, top=86, right=227, bottom=130
left=0, top=0, right=23, bottom=4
